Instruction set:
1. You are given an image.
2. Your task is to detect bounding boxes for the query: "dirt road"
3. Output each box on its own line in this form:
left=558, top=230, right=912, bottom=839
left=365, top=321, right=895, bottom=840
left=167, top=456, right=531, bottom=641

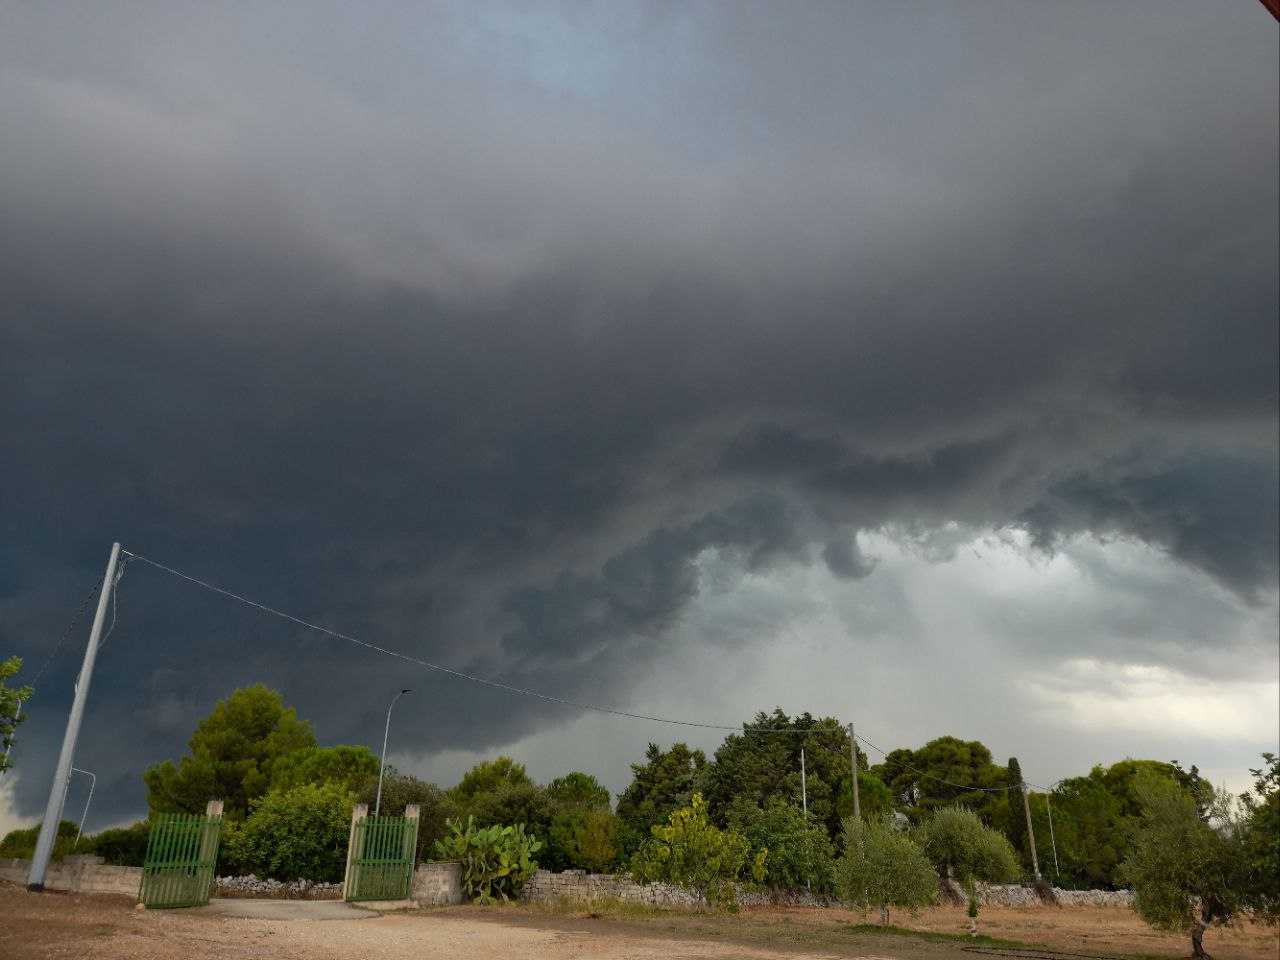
left=3, top=882, right=1277, bottom=960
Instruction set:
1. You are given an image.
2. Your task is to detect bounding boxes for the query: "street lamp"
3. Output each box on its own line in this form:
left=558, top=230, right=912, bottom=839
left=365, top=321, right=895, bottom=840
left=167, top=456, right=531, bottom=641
left=374, top=689, right=411, bottom=816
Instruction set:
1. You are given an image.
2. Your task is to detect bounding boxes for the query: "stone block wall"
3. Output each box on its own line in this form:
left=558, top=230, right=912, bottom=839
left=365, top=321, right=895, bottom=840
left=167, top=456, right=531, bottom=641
left=0, top=856, right=142, bottom=897
left=412, top=861, right=463, bottom=906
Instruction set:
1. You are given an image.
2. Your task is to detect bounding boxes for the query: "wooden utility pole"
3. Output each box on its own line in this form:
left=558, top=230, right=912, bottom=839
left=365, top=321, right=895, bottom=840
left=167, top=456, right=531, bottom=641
left=1021, top=781, right=1041, bottom=880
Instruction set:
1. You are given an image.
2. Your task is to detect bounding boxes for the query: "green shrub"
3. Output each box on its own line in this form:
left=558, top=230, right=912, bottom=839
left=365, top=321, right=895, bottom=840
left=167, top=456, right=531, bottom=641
left=560, top=809, right=619, bottom=873
left=1239, top=754, right=1280, bottom=924
left=836, top=816, right=937, bottom=924
left=83, top=820, right=151, bottom=866
left=223, top=782, right=354, bottom=881
left=0, top=819, right=78, bottom=860
left=630, top=793, right=766, bottom=910
left=433, top=815, right=542, bottom=904
left=728, top=797, right=835, bottom=892
left=463, top=781, right=553, bottom=838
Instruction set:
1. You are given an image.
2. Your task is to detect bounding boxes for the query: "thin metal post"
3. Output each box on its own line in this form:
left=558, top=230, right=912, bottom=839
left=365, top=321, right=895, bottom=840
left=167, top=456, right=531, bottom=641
left=375, top=689, right=410, bottom=816
left=29, top=543, right=121, bottom=891
left=800, top=748, right=807, bottom=816
left=848, top=722, right=861, bottom=820
left=1045, top=792, right=1060, bottom=877
left=1021, top=781, right=1041, bottom=881
left=71, top=767, right=96, bottom=849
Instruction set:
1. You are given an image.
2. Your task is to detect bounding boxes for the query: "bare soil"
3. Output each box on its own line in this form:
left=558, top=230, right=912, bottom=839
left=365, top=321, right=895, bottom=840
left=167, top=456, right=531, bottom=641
left=2, top=882, right=1276, bottom=960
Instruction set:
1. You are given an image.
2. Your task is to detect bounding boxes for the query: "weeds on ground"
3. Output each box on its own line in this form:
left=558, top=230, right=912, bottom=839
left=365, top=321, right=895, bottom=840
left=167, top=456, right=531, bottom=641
left=528, top=896, right=708, bottom=920
left=844, top=923, right=1019, bottom=946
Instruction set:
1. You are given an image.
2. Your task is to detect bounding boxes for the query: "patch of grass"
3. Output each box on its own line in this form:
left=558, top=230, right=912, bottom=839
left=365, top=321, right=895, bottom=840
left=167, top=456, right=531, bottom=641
left=842, top=926, right=1182, bottom=960
left=527, top=896, right=704, bottom=920
left=844, top=923, right=1022, bottom=946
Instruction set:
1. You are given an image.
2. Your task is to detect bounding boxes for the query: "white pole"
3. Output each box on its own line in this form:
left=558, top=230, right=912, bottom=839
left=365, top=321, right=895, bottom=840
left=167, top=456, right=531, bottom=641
left=28, top=543, right=121, bottom=890
left=375, top=689, right=410, bottom=816
left=71, top=767, right=96, bottom=849
left=801, top=748, right=808, bottom=816
left=848, top=722, right=861, bottom=821
left=800, top=746, right=810, bottom=891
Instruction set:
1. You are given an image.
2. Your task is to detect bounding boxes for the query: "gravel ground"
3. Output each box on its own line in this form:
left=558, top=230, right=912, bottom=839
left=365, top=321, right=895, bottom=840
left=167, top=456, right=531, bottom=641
left=3, top=881, right=1277, bottom=960
left=0, top=883, right=876, bottom=960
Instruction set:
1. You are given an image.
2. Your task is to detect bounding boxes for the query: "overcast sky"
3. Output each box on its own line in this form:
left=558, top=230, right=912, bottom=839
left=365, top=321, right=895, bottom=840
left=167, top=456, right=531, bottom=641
left=1, top=1, right=1277, bottom=835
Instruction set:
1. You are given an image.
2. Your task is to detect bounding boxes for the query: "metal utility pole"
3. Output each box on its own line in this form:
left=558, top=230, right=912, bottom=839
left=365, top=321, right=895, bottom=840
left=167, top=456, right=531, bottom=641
left=847, top=722, right=861, bottom=820
left=1021, top=781, right=1041, bottom=881
left=800, top=748, right=807, bottom=816
left=28, top=542, right=121, bottom=891
left=375, top=689, right=411, bottom=816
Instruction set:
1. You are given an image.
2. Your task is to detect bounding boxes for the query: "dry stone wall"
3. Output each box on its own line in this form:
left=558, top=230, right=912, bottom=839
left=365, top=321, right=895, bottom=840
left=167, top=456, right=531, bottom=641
left=523, top=869, right=702, bottom=906
left=972, top=883, right=1133, bottom=907
left=213, top=875, right=343, bottom=899
left=0, top=856, right=1133, bottom=910
left=520, top=868, right=1134, bottom=909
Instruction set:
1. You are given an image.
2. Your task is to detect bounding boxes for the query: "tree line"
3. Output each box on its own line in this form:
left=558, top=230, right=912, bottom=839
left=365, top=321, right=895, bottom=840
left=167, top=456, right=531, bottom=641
left=2, top=684, right=1276, bottom=954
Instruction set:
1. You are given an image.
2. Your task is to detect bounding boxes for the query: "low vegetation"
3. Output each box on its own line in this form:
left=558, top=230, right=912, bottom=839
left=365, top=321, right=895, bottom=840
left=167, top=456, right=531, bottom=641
left=630, top=792, right=766, bottom=909
left=835, top=816, right=937, bottom=924
left=434, top=816, right=541, bottom=904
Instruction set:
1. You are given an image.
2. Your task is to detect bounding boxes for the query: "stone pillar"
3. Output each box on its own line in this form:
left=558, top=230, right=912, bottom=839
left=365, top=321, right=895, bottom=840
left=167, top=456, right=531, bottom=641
left=201, top=800, right=224, bottom=871
left=343, top=803, right=368, bottom=899
left=403, top=805, right=421, bottom=865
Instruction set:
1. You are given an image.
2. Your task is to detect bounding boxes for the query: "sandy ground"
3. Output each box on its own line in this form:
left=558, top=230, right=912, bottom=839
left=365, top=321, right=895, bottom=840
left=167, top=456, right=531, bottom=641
left=2, top=882, right=1277, bottom=960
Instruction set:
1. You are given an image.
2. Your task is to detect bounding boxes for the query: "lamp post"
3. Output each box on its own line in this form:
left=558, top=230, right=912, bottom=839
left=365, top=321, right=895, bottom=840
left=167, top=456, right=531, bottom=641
left=374, top=689, right=411, bottom=816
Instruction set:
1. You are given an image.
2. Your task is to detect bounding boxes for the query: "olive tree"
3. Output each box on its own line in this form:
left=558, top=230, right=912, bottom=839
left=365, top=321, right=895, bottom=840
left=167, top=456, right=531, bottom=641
left=917, top=805, right=1021, bottom=909
left=1120, top=773, right=1241, bottom=959
left=836, top=816, right=938, bottom=924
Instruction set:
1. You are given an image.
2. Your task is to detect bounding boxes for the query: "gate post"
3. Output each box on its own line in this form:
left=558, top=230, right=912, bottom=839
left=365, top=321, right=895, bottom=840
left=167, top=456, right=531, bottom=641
left=201, top=799, right=223, bottom=900
left=201, top=799, right=224, bottom=866
left=343, top=803, right=368, bottom=899
left=403, top=804, right=420, bottom=896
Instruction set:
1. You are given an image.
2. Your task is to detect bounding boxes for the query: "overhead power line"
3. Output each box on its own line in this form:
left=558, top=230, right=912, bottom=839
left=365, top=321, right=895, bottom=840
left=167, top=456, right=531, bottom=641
left=121, top=548, right=1035, bottom=795
left=30, top=578, right=104, bottom=688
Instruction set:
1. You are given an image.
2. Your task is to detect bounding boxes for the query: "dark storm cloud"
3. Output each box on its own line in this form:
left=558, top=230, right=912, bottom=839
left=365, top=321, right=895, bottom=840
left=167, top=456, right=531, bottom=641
left=502, top=495, right=819, bottom=664
left=0, top=1, right=1275, bottom=824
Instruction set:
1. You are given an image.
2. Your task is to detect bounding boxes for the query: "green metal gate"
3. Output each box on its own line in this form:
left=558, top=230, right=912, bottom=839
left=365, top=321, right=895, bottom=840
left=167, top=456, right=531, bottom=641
left=345, top=814, right=418, bottom=902
left=139, top=811, right=223, bottom=908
